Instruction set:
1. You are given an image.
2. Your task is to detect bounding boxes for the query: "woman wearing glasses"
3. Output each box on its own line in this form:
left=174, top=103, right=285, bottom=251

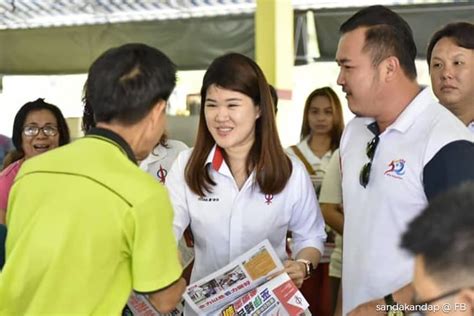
left=287, top=86, right=344, bottom=316
left=0, top=99, right=70, bottom=224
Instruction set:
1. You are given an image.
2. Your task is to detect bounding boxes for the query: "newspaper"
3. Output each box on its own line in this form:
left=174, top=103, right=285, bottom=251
left=217, top=273, right=310, bottom=316
left=124, top=239, right=309, bottom=316
left=183, top=239, right=310, bottom=316
left=124, top=238, right=194, bottom=316
left=124, top=293, right=184, bottom=316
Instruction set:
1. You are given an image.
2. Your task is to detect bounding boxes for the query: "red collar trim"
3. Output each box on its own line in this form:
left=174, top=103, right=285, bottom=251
left=212, top=146, right=224, bottom=171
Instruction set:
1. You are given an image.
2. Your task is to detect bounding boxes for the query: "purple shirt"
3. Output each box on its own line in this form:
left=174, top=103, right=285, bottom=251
left=0, top=160, right=23, bottom=210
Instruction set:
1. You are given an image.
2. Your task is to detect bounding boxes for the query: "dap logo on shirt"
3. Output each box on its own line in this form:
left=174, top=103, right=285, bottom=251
left=264, top=194, right=274, bottom=205
left=384, top=159, right=406, bottom=179
left=156, top=165, right=168, bottom=184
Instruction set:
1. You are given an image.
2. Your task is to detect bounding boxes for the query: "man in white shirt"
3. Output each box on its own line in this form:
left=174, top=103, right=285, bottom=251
left=335, top=5, right=474, bottom=316
left=426, top=22, right=474, bottom=133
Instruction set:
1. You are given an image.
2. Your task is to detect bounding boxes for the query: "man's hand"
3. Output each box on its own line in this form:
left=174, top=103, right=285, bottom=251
left=348, top=298, right=385, bottom=316
left=148, top=277, right=186, bottom=314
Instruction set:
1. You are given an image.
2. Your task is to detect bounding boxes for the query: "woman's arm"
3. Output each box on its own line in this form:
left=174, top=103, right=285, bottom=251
left=319, top=149, right=344, bottom=234
left=283, top=247, right=321, bottom=288
left=286, top=159, right=327, bottom=287
left=320, top=203, right=344, bottom=235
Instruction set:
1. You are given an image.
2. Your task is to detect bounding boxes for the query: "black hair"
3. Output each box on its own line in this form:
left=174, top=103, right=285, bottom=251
left=12, top=98, right=70, bottom=158
left=81, top=100, right=95, bottom=132
left=426, top=22, right=474, bottom=67
left=401, top=181, right=474, bottom=284
left=340, top=5, right=417, bottom=79
left=84, top=43, right=177, bottom=125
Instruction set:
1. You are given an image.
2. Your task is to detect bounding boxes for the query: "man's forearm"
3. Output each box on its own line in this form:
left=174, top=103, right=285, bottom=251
left=148, top=277, right=186, bottom=314
left=392, top=283, right=415, bottom=305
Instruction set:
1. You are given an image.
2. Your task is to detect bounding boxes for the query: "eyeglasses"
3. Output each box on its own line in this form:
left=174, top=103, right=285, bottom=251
left=23, top=125, right=59, bottom=137
left=359, top=135, right=379, bottom=188
left=406, top=287, right=473, bottom=316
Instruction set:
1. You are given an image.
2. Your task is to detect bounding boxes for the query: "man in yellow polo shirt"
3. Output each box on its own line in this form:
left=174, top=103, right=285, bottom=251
left=0, top=43, right=185, bottom=315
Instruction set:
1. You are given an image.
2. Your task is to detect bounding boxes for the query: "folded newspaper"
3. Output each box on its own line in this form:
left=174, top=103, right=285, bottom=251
left=125, top=239, right=310, bottom=316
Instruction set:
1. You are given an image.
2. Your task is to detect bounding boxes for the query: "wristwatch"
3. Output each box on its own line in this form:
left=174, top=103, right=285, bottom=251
left=296, top=259, right=314, bottom=280
left=384, top=294, right=404, bottom=316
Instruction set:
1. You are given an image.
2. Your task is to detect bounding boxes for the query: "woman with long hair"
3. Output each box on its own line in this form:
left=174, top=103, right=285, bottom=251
left=287, top=86, right=344, bottom=316
left=166, top=53, right=326, bottom=314
left=288, top=87, right=344, bottom=196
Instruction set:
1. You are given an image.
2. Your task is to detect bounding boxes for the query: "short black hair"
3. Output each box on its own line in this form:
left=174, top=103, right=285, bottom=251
left=426, top=22, right=474, bottom=67
left=12, top=98, right=70, bottom=157
left=340, top=5, right=417, bottom=79
left=81, top=100, right=95, bottom=132
left=401, top=181, right=474, bottom=286
left=85, top=43, right=177, bottom=125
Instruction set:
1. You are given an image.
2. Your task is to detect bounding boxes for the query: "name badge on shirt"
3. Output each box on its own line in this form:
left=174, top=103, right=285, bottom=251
left=198, top=197, right=220, bottom=202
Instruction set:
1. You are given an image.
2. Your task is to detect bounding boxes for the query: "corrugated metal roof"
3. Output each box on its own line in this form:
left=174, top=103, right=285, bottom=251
left=0, top=0, right=255, bottom=30
left=0, top=0, right=454, bottom=30
left=292, top=0, right=456, bottom=10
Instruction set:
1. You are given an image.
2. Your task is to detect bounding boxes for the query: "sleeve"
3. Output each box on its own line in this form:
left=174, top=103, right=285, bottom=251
left=319, top=149, right=342, bottom=204
left=0, top=176, right=9, bottom=210
left=0, top=165, right=18, bottom=210
left=423, top=140, right=474, bottom=201
left=127, top=187, right=182, bottom=292
left=165, top=151, right=191, bottom=241
left=175, top=140, right=190, bottom=152
left=288, top=161, right=327, bottom=256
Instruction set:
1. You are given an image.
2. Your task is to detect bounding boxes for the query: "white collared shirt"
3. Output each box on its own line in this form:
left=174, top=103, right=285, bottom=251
left=340, top=87, right=474, bottom=314
left=286, top=136, right=332, bottom=194
left=139, top=139, right=188, bottom=184
left=468, top=121, right=474, bottom=134
left=166, top=146, right=326, bottom=284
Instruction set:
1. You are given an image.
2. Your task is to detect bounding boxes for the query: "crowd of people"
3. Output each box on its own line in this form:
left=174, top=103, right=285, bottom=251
left=0, top=5, right=473, bottom=316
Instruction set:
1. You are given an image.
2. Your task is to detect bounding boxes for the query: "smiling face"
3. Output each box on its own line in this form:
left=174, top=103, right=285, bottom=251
left=336, top=27, right=383, bottom=117
left=21, top=109, right=60, bottom=160
left=307, top=95, right=334, bottom=136
left=204, top=84, right=260, bottom=155
left=430, top=37, right=474, bottom=122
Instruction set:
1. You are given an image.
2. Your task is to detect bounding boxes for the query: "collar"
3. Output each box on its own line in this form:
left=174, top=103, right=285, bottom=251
left=205, top=145, right=236, bottom=178
left=468, top=121, right=474, bottom=134
left=384, top=86, right=433, bottom=134
left=366, top=121, right=380, bottom=136
left=205, top=145, right=224, bottom=171
left=363, top=87, right=433, bottom=135
left=299, top=135, right=332, bottom=161
left=360, top=116, right=377, bottom=135
left=86, top=127, right=137, bottom=164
